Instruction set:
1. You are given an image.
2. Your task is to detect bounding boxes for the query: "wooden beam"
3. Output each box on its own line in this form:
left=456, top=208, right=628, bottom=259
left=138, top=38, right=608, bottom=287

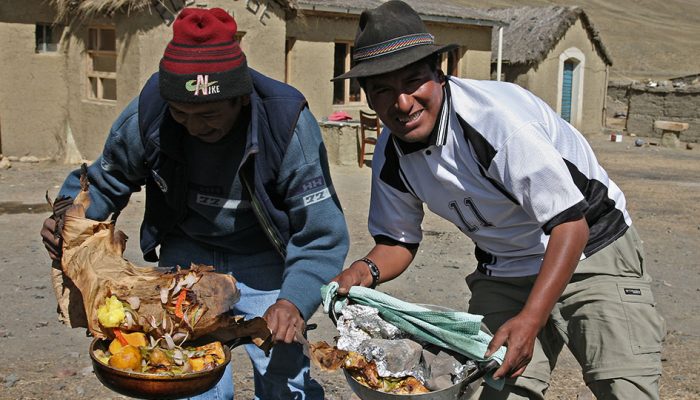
left=654, top=120, right=689, bottom=132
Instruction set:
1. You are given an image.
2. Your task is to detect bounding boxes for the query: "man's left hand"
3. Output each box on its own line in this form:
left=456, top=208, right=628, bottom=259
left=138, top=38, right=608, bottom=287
left=263, top=299, right=305, bottom=344
left=485, top=312, right=541, bottom=380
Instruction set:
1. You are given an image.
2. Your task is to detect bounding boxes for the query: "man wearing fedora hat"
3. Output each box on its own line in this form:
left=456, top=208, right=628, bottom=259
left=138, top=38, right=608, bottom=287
left=40, top=7, right=349, bottom=400
left=331, top=1, right=664, bottom=399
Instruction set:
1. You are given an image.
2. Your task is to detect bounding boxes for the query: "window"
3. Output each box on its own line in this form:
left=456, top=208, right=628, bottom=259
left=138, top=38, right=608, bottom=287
left=86, top=26, right=117, bottom=101
left=35, top=23, right=61, bottom=53
left=439, top=47, right=462, bottom=77
left=333, top=42, right=362, bottom=105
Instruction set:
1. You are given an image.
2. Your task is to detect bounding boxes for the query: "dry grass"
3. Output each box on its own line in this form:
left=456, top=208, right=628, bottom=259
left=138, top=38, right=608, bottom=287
left=451, top=0, right=700, bottom=81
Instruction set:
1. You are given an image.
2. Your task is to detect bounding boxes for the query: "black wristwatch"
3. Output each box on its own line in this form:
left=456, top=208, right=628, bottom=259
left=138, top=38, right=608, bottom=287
left=359, top=257, right=380, bottom=289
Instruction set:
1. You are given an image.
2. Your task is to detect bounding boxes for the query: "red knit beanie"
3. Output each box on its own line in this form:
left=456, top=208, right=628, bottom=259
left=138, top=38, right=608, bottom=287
left=159, top=8, right=252, bottom=103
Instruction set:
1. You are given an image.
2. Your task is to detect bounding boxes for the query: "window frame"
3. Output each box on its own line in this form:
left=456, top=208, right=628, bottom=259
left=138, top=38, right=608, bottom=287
left=85, top=25, right=117, bottom=102
left=439, top=46, right=462, bottom=77
left=35, top=23, right=61, bottom=53
left=333, top=41, right=364, bottom=105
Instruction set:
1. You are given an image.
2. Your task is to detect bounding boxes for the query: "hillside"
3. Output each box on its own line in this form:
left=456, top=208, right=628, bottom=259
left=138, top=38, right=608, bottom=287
left=452, top=0, right=700, bottom=81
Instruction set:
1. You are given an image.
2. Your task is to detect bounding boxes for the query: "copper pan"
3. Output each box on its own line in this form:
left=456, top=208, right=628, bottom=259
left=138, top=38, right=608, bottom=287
left=89, top=338, right=233, bottom=400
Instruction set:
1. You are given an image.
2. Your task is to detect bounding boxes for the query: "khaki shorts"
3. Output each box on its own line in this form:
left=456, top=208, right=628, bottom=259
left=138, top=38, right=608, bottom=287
left=466, top=226, right=665, bottom=399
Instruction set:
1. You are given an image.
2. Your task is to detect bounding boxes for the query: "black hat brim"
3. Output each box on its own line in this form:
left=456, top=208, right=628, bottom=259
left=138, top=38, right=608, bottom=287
left=332, top=43, right=458, bottom=81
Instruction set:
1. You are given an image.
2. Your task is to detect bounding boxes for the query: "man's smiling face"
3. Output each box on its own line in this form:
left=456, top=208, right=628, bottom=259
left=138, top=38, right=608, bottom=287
left=365, top=60, right=444, bottom=143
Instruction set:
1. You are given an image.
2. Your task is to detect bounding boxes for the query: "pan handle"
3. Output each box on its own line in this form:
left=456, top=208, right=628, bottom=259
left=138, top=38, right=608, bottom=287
left=225, top=335, right=254, bottom=349
left=225, top=324, right=318, bottom=353
left=327, top=294, right=341, bottom=326
left=465, top=359, right=500, bottom=384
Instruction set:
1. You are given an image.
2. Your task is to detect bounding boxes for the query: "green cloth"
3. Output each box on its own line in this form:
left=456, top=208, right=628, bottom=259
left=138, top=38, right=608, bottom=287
left=321, top=282, right=506, bottom=390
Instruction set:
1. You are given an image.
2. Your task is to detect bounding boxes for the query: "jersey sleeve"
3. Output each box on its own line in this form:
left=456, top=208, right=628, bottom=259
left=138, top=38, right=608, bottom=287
left=368, top=135, right=425, bottom=245
left=489, top=121, right=587, bottom=232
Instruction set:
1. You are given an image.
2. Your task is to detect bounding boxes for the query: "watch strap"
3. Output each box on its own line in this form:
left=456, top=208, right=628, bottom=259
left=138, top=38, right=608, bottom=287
left=359, top=257, right=380, bottom=289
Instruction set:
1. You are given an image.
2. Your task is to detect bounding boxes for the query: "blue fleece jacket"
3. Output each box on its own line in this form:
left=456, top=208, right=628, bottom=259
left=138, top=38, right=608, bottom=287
left=58, top=89, right=349, bottom=320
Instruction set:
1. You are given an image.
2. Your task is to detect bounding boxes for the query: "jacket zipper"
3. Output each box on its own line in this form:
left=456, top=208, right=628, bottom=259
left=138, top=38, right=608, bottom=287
left=241, top=173, right=287, bottom=259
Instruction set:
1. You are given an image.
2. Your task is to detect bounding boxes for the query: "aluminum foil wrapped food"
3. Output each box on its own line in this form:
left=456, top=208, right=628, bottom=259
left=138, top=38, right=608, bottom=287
left=336, top=304, right=403, bottom=350
left=311, top=304, right=476, bottom=393
left=50, top=166, right=265, bottom=346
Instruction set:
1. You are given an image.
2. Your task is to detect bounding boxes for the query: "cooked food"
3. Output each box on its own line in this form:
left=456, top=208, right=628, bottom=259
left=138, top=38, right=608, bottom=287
left=94, top=339, right=226, bottom=375
left=108, top=331, right=147, bottom=354
left=51, top=169, right=242, bottom=342
left=98, top=295, right=126, bottom=328
left=309, top=341, right=430, bottom=395
left=108, top=345, right=142, bottom=371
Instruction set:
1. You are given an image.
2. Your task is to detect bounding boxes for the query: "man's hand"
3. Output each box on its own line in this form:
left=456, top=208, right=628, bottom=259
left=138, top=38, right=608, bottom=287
left=330, top=244, right=417, bottom=295
left=263, top=299, right=305, bottom=344
left=41, top=194, right=74, bottom=262
left=485, top=311, right=542, bottom=380
left=485, top=218, right=589, bottom=380
left=40, top=217, right=61, bottom=261
left=331, top=261, right=374, bottom=295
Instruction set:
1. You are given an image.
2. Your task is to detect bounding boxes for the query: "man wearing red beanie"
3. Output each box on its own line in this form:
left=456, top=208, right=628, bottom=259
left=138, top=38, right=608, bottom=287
left=41, top=8, right=349, bottom=399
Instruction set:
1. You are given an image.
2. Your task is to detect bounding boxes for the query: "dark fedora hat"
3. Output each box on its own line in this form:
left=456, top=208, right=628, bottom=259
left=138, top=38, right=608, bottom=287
left=332, top=0, right=457, bottom=81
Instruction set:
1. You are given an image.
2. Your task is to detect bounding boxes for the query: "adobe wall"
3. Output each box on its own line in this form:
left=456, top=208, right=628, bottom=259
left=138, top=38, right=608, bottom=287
left=520, top=19, right=608, bottom=135
left=0, top=0, right=69, bottom=158
left=609, top=81, right=700, bottom=143
left=497, top=19, right=609, bottom=135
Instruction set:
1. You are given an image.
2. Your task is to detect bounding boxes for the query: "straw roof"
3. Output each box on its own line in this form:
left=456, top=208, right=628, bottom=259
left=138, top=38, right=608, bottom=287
left=51, top=0, right=152, bottom=22
left=486, top=6, right=612, bottom=66
left=51, top=0, right=298, bottom=23
left=50, top=0, right=501, bottom=27
left=296, top=0, right=502, bottom=27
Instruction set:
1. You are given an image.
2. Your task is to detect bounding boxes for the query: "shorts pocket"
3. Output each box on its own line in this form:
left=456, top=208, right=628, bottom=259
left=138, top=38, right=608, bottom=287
left=617, top=282, right=666, bottom=355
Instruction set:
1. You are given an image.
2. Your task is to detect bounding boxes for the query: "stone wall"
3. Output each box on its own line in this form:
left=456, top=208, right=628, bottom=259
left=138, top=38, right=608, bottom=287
left=608, top=81, right=700, bottom=142
left=319, top=121, right=360, bottom=166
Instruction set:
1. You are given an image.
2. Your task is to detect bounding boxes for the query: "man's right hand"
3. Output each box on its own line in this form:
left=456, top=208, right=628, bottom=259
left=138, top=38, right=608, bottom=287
left=331, top=244, right=417, bottom=295
left=331, top=260, right=374, bottom=295
left=41, top=217, right=61, bottom=261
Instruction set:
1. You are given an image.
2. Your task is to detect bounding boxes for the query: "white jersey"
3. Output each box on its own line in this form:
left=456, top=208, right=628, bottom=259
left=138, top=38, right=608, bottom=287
left=369, top=77, right=631, bottom=277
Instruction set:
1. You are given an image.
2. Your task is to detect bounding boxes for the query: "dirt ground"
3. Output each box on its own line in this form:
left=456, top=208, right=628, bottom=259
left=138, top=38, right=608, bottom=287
left=0, top=133, right=698, bottom=400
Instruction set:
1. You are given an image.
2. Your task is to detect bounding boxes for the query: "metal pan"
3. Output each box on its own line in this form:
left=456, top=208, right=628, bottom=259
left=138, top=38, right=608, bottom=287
left=89, top=323, right=314, bottom=399
left=327, top=299, right=499, bottom=399
left=343, top=358, right=498, bottom=400
left=90, top=336, right=250, bottom=400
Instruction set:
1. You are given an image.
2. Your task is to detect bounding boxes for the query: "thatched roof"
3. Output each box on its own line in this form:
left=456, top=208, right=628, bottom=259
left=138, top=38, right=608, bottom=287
left=50, top=0, right=502, bottom=27
left=297, top=0, right=503, bottom=27
left=485, top=6, right=612, bottom=66
left=51, top=0, right=298, bottom=23
left=51, top=0, right=152, bottom=22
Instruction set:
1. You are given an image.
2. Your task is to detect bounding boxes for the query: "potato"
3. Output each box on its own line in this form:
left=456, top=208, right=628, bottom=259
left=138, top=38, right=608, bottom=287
left=148, top=347, right=172, bottom=366
left=188, top=355, right=215, bottom=372
left=195, top=342, right=225, bottom=361
left=188, top=342, right=226, bottom=372
left=108, top=332, right=148, bottom=354
left=108, top=345, right=142, bottom=371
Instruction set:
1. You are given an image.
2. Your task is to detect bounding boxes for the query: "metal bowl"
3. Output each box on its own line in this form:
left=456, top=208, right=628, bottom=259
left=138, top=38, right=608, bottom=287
left=343, top=369, right=483, bottom=400
left=89, top=338, right=231, bottom=400
left=333, top=303, right=495, bottom=399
